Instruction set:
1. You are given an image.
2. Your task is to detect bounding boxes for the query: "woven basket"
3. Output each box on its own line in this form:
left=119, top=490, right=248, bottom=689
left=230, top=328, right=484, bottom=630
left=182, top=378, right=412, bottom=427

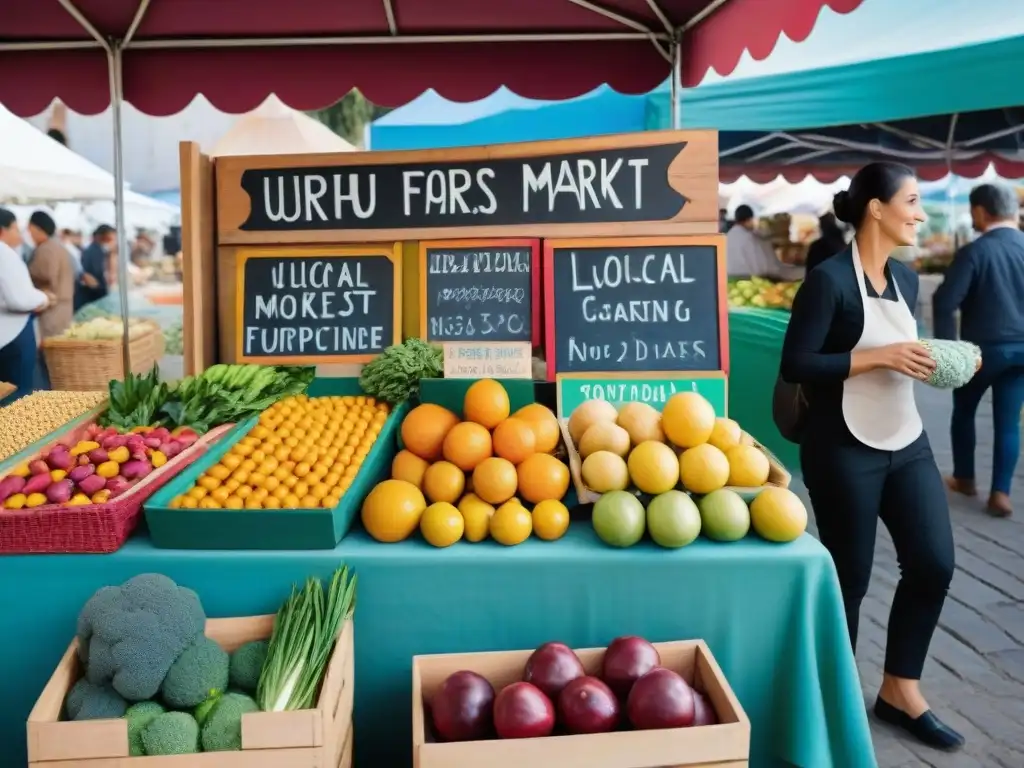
left=41, top=321, right=165, bottom=392
left=0, top=422, right=232, bottom=554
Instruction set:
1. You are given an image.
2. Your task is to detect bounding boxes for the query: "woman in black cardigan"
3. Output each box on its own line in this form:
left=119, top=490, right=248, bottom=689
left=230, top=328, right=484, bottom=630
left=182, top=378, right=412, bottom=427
left=781, top=162, right=963, bottom=751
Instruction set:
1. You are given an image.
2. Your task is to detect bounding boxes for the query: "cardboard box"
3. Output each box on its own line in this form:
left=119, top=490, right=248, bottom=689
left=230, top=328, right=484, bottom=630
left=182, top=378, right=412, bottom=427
left=27, top=616, right=354, bottom=768
left=560, top=419, right=791, bottom=505
left=412, top=639, right=750, bottom=768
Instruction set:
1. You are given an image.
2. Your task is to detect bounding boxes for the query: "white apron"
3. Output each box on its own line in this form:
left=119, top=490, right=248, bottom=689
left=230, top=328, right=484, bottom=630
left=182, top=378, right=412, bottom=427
left=842, top=244, right=923, bottom=451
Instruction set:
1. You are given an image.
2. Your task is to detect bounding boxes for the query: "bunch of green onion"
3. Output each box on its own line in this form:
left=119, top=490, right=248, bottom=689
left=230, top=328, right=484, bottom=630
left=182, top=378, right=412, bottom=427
left=256, top=565, right=356, bottom=712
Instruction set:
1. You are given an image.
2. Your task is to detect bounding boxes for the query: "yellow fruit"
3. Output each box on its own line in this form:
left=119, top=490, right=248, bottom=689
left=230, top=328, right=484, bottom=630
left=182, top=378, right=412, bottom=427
left=25, top=492, right=48, bottom=508
left=420, top=502, right=465, bottom=547
left=442, top=422, right=493, bottom=472
left=422, top=461, right=466, bottom=504
left=532, top=499, right=570, bottom=541
left=492, top=418, right=537, bottom=464
left=458, top=493, right=495, bottom=542
left=627, top=441, right=679, bottom=495
left=361, top=479, right=427, bottom=543
left=401, top=403, right=460, bottom=461
left=708, top=418, right=742, bottom=453
left=578, top=421, right=631, bottom=459
left=472, top=457, right=518, bottom=505
left=662, top=392, right=716, bottom=448
left=490, top=501, right=533, bottom=545
left=4, top=493, right=26, bottom=509
left=568, top=399, right=619, bottom=445
left=463, top=379, right=510, bottom=429
left=581, top=451, right=630, bottom=493
left=749, top=487, right=808, bottom=543
left=679, top=443, right=730, bottom=494
left=726, top=445, right=771, bottom=488
left=515, top=404, right=561, bottom=453
left=616, top=402, right=664, bottom=445
left=516, top=453, right=570, bottom=504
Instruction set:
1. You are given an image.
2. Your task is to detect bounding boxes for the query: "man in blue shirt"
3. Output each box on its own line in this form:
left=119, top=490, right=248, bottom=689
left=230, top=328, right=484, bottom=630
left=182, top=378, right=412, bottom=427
left=75, top=224, right=116, bottom=311
left=934, top=183, right=1024, bottom=517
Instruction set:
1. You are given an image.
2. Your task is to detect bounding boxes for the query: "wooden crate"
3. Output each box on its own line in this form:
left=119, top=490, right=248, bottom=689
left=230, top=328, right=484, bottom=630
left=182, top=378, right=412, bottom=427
left=27, top=615, right=354, bottom=767
left=561, top=419, right=790, bottom=505
left=413, top=639, right=749, bottom=768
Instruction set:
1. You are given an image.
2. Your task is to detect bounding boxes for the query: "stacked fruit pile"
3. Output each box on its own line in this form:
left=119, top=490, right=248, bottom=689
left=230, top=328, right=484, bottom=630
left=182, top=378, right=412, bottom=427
left=429, top=636, right=716, bottom=743
left=169, top=394, right=389, bottom=510
left=361, top=380, right=570, bottom=547
left=569, top=391, right=807, bottom=547
left=0, top=423, right=198, bottom=509
left=727, top=277, right=801, bottom=310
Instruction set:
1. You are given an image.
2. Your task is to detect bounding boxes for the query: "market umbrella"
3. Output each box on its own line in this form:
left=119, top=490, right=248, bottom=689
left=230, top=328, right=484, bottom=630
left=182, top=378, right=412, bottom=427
left=210, top=95, right=357, bottom=156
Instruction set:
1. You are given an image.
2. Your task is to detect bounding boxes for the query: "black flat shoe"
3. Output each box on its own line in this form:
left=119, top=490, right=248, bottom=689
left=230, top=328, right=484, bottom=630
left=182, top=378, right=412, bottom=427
left=873, top=697, right=965, bottom=751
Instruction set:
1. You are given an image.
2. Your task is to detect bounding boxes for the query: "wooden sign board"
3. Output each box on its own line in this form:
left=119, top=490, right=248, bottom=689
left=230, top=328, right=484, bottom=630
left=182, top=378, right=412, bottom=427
left=418, top=239, right=541, bottom=347
left=443, top=342, right=533, bottom=380
left=556, top=371, right=728, bottom=419
left=214, top=131, right=719, bottom=245
left=227, top=244, right=401, bottom=365
left=543, top=236, right=728, bottom=381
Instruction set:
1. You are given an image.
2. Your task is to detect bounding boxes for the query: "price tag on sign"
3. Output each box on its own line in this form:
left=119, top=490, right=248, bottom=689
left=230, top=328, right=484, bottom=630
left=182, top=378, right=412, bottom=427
left=443, top=342, right=533, bottom=380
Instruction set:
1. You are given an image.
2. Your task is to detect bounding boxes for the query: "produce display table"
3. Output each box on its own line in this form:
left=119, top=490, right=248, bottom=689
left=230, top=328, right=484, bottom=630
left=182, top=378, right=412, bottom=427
left=0, top=526, right=873, bottom=768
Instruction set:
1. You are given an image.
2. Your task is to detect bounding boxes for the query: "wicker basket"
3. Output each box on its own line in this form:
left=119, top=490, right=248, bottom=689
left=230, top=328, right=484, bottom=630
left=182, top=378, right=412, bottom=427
left=41, top=321, right=165, bottom=392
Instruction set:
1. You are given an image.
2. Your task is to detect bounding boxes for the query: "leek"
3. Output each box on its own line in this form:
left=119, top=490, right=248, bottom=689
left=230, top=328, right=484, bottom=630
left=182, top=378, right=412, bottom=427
left=256, top=566, right=356, bottom=712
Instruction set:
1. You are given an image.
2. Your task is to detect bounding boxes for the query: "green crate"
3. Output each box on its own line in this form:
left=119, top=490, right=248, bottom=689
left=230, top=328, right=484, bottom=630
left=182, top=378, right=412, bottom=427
left=145, top=379, right=407, bottom=550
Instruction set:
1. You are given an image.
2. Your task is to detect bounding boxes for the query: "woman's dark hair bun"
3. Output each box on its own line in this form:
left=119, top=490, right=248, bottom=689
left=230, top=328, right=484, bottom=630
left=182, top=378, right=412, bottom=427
left=832, top=190, right=853, bottom=224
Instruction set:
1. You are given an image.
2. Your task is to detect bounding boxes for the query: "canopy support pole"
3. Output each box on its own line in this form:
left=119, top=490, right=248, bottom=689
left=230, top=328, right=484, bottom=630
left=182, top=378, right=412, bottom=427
left=670, top=33, right=681, bottom=129
left=105, top=43, right=133, bottom=379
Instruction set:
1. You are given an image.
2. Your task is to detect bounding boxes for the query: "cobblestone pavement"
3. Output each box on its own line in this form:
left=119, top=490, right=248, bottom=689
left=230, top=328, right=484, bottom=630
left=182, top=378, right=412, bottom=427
left=792, top=383, right=1024, bottom=768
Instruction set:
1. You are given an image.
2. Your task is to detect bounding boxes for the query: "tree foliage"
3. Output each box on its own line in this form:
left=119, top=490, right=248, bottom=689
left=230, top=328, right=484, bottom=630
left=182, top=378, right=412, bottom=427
left=311, top=90, right=391, bottom=147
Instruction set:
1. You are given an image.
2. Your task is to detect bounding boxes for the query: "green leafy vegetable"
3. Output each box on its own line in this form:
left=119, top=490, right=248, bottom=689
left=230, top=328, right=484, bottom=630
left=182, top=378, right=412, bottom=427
left=359, top=338, right=443, bottom=404
left=256, top=566, right=356, bottom=712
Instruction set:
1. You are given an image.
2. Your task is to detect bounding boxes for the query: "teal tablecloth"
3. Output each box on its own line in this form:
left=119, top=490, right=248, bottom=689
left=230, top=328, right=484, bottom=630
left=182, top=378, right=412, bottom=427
left=0, top=527, right=875, bottom=768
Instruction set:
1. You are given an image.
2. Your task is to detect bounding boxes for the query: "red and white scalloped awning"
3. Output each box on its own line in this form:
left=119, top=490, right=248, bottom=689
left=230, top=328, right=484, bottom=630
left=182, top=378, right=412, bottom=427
left=0, top=0, right=863, bottom=116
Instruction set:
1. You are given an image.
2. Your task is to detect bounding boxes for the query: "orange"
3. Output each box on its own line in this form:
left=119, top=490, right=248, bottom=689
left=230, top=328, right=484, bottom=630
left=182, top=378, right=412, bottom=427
left=492, top=417, right=537, bottom=464
left=391, top=449, right=429, bottom=488
left=422, top=461, right=466, bottom=504
left=401, top=404, right=460, bottom=461
left=442, top=422, right=493, bottom=471
left=516, top=453, right=570, bottom=504
left=361, top=479, right=427, bottom=543
left=471, top=457, right=518, bottom=505
left=514, top=404, right=561, bottom=453
left=463, top=379, right=510, bottom=429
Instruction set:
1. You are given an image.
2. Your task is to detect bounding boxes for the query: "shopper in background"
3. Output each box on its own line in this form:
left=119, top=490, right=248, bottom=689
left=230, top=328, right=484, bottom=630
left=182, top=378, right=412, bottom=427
left=805, top=212, right=848, bottom=273
left=0, top=209, right=50, bottom=405
left=60, top=228, right=83, bottom=277
left=27, top=211, right=74, bottom=341
left=76, top=224, right=116, bottom=310
left=934, top=182, right=1024, bottom=518
left=726, top=205, right=782, bottom=278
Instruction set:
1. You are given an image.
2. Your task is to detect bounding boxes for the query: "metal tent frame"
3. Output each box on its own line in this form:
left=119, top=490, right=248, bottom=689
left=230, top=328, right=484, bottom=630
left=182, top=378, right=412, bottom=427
left=4, top=0, right=703, bottom=374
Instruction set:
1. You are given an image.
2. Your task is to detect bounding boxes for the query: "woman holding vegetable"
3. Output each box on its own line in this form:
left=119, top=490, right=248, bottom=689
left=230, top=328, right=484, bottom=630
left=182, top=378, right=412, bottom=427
left=0, top=208, right=52, bottom=405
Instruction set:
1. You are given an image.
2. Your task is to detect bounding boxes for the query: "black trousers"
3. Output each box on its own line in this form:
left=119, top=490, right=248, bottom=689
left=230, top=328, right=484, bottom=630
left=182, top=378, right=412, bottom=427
left=801, top=431, right=954, bottom=680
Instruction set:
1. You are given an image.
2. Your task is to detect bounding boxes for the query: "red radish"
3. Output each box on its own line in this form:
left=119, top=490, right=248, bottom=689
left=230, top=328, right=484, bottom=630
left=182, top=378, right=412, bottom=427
left=557, top=676, right=619, bottom=734
left=120, top=460, right=152, bottom=480
left=0, top=476, right=25, bottom=502
left=602, top=636, right=661, bottom=699
left=627, top=668, right=695, bottom=730
left=523, top=642, right=585, bottom=701
left=159, top=441, right=183, bottom=459
left=87, top=448, right=109, bottom=464
left=23, top=474, right=52, bottom=495
left=47, top=449, right=72, bottom=471
left=692, top=692, right=717, bottom=726
left=46, top=480, right=74, bottom=504
left=76, top=474, right=107, bottom=496
left=150, top=427, right=171, bottom=441
left=493, top=683, right=555, bottom=739
left=68, top=465, right=95, bottom=483
left=430, top=671, right=495, bottom=742
left=143, top=437, right=162, bottom=449
left=28, top=460, right=49, bottom=476
left=105, top=476, right=131, bottom=496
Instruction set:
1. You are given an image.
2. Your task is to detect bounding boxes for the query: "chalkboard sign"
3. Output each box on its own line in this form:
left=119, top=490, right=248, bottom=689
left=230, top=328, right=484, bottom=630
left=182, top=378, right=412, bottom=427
left=556, top=372, right=728, bottom=418
left=420, top=239, right=539, bottom=345
left=235, top=246, right=400, bottom=364
left=544, top=237, right=727, bottom=379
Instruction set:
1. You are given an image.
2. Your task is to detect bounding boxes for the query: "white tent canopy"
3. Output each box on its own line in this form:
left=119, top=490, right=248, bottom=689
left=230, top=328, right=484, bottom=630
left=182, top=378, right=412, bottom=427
left=211, top=95, right=355, bottom=157
left=719, top=176, right=850, bottom=218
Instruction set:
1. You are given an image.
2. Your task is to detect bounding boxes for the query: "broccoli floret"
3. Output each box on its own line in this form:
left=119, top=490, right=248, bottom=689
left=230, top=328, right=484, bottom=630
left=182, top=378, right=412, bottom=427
left=65, top=678, right=128, bottom=721
left=200, top=692, right=260, bottom=752
left=229, top=640, right=269, bottom=694
left=124, top=701, right=165, bottom=756
left=141, top=711, right=200, bottom=755
left=76, top=573, right=206, bottom=701
left=160, top=636, right=229, bottom=708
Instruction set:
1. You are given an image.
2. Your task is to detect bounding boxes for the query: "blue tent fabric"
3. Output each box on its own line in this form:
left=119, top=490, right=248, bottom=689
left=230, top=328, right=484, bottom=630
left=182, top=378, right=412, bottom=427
left=369, top=85, right=647, bottom=151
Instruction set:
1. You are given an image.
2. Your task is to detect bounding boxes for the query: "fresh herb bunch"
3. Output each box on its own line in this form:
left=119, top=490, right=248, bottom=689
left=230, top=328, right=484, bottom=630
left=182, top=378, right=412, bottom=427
left=100, top=364, right=315, bottom=433
left=257, top=566, right=356, bottom=712
left=359, top=338, right=443, bottom=404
